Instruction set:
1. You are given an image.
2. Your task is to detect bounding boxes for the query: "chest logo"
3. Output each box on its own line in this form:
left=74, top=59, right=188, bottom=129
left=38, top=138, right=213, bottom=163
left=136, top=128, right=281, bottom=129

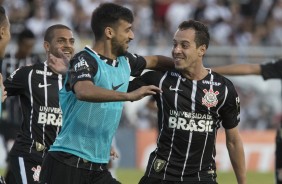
left=31, top=165, right=41, bottom=182
left=154, top=159, right=166, bottom=172
left=38, top=83, right=51, bottom=88
left=112, top=83, right=124, bottom=90
left=169, top=85, right=183, bottom=93
left=202, top=89, right=219, bottom=108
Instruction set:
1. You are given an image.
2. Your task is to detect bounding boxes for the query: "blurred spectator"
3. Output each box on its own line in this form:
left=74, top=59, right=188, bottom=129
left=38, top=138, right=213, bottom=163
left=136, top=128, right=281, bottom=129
left=136, top=97, right=158, bottom=130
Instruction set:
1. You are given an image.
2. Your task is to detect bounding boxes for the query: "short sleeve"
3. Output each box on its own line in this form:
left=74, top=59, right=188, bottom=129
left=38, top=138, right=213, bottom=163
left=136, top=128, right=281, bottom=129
left=219, top=82, right=240, bottom=129
left=68, top=51, right=98, bottom=90
left=261, top=59, right=282, bottom=79
left=125, top=52, right=146, bottom=77
left=4, top=66, right=30, bottom=96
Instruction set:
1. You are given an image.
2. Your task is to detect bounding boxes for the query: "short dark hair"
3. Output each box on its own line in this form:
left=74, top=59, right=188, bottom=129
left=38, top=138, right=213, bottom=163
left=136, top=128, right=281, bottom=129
left=17, top=28, right=35, bottom=43
left=44, top=24, right=71, bottom=42
left=91, top=3, right=134, bottom=40
left=0, top=6, right=8, bottom=26
left=178, top=20, right=210, bottom=49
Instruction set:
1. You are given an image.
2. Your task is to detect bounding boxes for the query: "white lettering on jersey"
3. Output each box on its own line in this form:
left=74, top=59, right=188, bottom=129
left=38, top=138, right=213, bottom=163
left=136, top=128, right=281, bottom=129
left=38, top=106, right=62, bottom=126
left=77, top=73, right=91, bottom=79
left=36, top=70, right=52, bottom=76
left=74, top=56, right=89, bottom=71
left=202, top=80, right=221, bottom=86
left=169, top=116, right=213, bottom=132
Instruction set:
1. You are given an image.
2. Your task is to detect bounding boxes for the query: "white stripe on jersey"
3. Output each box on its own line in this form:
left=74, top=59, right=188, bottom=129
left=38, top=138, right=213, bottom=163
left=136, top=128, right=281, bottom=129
left=28, top=70, right=34, bottom=154
left=163, top=76, right=182, bottom=180
left=148, top=71, right=168, bottom=177
left=181, top=80, right=197, bottom=181
left=18, top=157, right=28, bottom=184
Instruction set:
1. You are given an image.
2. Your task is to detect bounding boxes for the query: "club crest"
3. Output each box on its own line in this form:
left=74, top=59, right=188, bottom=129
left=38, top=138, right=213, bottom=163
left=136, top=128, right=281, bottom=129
left=31, top=165, right=41, bottom=181
left=36, top=142, right=45, bottom=152
left=154, top=159, right=166, bottom=172
left=202, top=89, right=219, bottom=108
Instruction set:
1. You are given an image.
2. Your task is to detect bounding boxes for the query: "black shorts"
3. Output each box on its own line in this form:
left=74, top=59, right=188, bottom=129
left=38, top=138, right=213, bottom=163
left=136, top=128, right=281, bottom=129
left=138, top=176, right=218, bottom=184
left=39, top=153, right=121, bottom=184
left=275, top=129, right=282, bottom=184
left=5, top=155, right=41, bottom=184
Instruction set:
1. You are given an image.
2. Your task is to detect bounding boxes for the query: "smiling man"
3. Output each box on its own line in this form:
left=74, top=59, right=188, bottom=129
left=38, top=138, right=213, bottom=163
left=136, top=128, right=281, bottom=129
left=3, top=24, right=75, bottom=184
left=129, top=20, right=246, bottom=184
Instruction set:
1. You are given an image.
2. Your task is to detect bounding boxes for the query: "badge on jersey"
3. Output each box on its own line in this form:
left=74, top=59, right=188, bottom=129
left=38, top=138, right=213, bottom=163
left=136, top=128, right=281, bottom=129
left=31, top=165, right=41, bottom=181
left=154, top=159, right=166, bottom=172
left=202, top=89, right=219, bottom=108
left=35, top=142, right=45, bottom=152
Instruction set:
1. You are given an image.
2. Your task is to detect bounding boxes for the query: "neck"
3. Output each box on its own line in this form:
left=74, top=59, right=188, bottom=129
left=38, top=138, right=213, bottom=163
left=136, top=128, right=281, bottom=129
left=181, top=64, right=208, bottom=80
left=92, top=40, right=117, bottom=60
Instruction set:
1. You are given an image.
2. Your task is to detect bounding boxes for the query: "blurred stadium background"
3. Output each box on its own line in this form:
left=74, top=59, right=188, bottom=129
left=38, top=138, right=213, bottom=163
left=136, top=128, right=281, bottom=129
left=1, top=0, right=282, bottom=183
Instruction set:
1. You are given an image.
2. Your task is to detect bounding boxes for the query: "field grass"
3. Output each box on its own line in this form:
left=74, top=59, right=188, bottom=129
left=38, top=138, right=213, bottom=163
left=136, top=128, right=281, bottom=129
left=0, top=168, right=275, bottom=184
left=117, top=168, right=275, bottom=184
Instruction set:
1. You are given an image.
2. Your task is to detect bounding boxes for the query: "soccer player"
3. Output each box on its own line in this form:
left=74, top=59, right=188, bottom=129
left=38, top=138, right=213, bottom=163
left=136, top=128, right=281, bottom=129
left=3, top=24, right=75, bottom=184
left=129, top=20, right=246, bottom=184
left=0, top=28, right=41, bottom=156
left=212, top=60, right=282, bottom=184
left=39, top=3, right=173, bottom=184
left=0, top=5, right=10, bottom=103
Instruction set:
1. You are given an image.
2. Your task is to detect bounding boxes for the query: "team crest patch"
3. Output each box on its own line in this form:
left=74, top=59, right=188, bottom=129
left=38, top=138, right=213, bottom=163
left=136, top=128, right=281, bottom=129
left=35, top=142, right=45, bottom=152
left=154, top=159, right=166, bottom=172
left=31, top=165, right=41, bottom=181
left=202, top=89, right=219, bottom=108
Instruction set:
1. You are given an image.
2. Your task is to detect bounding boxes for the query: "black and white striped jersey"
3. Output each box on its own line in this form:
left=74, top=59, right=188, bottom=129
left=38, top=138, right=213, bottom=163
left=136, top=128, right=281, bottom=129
left=4, top=62, right=62, bottom=162
left=0, top=52, right=41, bottom=125
left=129, top=69, right=240, bottom=182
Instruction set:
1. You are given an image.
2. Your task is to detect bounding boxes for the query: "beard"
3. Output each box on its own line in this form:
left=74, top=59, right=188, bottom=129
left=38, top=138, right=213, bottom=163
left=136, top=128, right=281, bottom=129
left=111, top=38, right=127, bottom=56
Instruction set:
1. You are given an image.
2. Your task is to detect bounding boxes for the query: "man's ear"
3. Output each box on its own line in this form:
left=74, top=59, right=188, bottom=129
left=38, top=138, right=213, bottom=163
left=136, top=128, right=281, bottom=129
left=105, top=27, right=114, bottom=39
left=198, top=45, right=207, bottom=57
left=43, top=41, right=50, bottom=52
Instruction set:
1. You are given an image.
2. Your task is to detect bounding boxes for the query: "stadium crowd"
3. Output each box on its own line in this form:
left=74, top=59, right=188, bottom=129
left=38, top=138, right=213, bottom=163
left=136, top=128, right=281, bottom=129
left=0, top=0, right=281, bottom=131
left=1, top=0, right=282, bottom=47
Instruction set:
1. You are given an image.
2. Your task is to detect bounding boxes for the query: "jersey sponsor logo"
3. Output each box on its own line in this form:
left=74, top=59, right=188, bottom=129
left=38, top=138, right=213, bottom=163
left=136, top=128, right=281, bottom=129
left=74, top=56, right=89, bottom=71
left=154, top=159, right=166, bottom=172
left=202, top=89, right=219, bottom=108
left=170, top=110, right=213, bottom=120
left=169, top=116, right=214, bottom=132
left=36, top=70, right=52, bottom=76
left=170, top=72, right=181, bottom=78
left=31, top=165, right=41, bottom=182
left=112, top=83, right=124, bottom=90
left=77, top=73, right=91, bottom=79
left=169, top=85, right=183, bottom=92
left=38, top=106, right=62, bottom=126
left=38, top=83, right=51, bottom=88
left=202, top=80, right=221, bottom=86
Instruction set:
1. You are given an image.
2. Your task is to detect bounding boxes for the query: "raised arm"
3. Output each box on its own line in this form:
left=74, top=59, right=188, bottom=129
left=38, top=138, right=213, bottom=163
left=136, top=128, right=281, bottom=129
left=225, top=127, right=246, bottom=184
left=144, top=55, right=174, bottom=71
left=211, top=64, right=261, bottom=76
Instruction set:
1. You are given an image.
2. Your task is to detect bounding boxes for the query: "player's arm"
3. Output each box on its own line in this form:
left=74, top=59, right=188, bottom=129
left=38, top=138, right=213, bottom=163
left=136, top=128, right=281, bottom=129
left=211, top=64, right=261, bottom=75
left=225, top=127, right=246, bottom=184
left=70, top=52, right=161, bottom=102
left=74, top=81, right=160, bottom=102
left=144, top=55, right=174, bottom=71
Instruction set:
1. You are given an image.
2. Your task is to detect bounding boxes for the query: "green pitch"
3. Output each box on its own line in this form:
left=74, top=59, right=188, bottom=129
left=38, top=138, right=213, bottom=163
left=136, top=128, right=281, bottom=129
left=0, top=168, right=274, bottom=184
left=117, top=168, right=274, bottom=184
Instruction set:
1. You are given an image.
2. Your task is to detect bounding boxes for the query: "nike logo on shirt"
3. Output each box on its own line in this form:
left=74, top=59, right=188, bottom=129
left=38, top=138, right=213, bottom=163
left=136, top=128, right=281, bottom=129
left=38, top=83, right=52, bottom=88
left=112, top=83, right=124, bottom=90
left=169, top=85, right=183, bottom=92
